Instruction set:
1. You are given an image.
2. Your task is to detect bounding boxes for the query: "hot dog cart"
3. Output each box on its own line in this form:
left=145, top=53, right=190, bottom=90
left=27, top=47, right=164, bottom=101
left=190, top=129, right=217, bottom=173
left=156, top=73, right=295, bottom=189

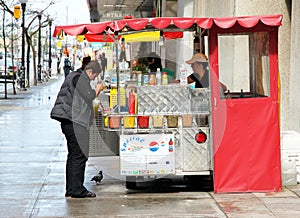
left=53, top=14, right=283, bottom=193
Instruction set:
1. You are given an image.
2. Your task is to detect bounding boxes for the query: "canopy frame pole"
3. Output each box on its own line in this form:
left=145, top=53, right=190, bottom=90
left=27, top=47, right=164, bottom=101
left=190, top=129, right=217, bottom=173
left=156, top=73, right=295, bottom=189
left=115, top=32, right=120, bottom=113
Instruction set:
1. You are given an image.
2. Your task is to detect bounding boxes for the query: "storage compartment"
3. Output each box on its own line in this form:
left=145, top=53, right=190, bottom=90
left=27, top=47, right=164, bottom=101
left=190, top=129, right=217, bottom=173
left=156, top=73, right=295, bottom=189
left=123, top=116, right=135, bottom=128
left=138, top=116, right=150, bottom=128
left=103, top=115, right=109, bottom=128
left=152, top=115, right=164, bottom=128
left=167, top=115, right=178, bottom=128
left=109, top=115, right=121, bottom=129
left=195, top=114, right=208, bottom=126
left=182, top=114, right=193, bottom=127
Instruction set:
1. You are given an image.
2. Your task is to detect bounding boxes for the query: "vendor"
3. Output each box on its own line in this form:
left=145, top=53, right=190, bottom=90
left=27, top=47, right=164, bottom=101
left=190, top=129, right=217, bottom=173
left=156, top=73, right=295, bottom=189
left=147, top=52, right=162, bottom=72
left=186, top=53, right=227, bottom=91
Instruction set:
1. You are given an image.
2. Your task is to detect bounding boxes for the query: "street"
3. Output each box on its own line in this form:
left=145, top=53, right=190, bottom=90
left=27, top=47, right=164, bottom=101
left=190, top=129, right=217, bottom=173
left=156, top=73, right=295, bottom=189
left=1, top=75, right=300, bottom=218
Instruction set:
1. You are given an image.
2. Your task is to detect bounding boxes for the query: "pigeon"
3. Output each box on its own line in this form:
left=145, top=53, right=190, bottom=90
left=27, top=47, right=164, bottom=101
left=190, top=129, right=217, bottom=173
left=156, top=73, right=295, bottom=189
left=91, top=170, right=103, bottom=185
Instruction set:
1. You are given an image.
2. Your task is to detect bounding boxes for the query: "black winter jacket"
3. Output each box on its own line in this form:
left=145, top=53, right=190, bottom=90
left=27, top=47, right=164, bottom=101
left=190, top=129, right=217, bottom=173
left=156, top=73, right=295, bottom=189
left=50, top=70, right=96, bottom=128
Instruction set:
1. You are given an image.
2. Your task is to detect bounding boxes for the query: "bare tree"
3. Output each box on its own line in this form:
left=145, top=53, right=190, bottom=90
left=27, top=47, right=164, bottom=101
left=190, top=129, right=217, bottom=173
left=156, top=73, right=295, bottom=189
left=0, top=0, right=55, bottom=87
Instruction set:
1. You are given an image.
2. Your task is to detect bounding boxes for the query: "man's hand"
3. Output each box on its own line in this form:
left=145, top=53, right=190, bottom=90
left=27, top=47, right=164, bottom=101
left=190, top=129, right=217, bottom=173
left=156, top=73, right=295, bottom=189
left=95, top=83, right=104, bottom=96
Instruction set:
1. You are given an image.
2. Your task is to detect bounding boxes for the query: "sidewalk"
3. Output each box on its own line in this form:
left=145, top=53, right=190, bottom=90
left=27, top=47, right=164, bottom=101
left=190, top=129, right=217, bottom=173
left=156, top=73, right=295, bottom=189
left=0, top=75, right=300, bottom=218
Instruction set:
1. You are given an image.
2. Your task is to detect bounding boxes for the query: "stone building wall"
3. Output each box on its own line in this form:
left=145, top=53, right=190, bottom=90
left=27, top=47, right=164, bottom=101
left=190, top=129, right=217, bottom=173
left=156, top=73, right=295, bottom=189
left=289, top=1, right=300, bottom=131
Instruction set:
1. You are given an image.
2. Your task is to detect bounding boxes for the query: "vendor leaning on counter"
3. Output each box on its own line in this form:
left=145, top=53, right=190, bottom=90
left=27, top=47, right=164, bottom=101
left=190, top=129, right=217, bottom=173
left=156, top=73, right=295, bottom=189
left=186, top=53, right=227, bottom=91
left=147, top=52, right=162, bottom=72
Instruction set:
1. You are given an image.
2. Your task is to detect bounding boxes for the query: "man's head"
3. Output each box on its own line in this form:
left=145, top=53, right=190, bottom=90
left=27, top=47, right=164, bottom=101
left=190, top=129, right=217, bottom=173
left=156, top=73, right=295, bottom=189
left=186, top=53, right=209, bottom=75
left=84, top=60, right=102, bottom=80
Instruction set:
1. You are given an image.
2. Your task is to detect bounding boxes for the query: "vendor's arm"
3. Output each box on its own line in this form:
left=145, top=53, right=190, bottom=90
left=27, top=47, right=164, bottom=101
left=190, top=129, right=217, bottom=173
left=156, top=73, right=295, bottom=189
left=220, top=82, right=227, bottom=92
left=187, top=73, right=196, bottom=84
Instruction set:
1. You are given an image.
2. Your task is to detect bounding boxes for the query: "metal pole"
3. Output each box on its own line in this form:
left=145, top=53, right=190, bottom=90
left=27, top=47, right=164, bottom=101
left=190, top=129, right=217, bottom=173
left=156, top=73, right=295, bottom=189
left=37, top=14, right=42, bottom=82
left=48, top=19, right=52, bottom=77
left=115, top=32, right=120, bottom=113
left=20, top=2, right=26, bottom=90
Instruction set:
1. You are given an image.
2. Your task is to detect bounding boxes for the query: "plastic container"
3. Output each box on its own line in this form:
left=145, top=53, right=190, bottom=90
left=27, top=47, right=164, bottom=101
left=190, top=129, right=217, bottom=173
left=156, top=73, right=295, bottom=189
left=109, top=115, right=121, bottom=129
left=162, top=72, right=168, bottom=85
left=182, top=114, right=193, bottom=127
left=143, top=73, right=149, bottom=86
left=138, top=116, right=150, bottom=128
left=103, top=115, right=109, bottom=127
left=180, top=65, right=188, bottom=85
left=136, top=71, right=142, bottom=86
left=149, top=74, right=156, bottom=85
left=152, top=115, right=164, bottom=128
left=92, top=98, right=100, bottom=116
left=167, top=115, right=178, bottom=128
left=156, top=68, right=161, bottom=85
left=128, top=90, right=136, bottom=114
left=195, top=114, right=208, bottom=126
left=123, top=116, right=135, bottom=128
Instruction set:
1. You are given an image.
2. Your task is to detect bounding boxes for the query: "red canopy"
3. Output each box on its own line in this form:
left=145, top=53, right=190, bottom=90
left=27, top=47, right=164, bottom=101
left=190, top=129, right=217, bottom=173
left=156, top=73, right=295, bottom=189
left=53, top=15, right=282, bottom=37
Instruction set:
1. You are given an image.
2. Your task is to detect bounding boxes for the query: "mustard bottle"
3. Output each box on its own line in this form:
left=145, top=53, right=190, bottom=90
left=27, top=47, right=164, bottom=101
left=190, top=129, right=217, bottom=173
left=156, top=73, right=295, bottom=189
left=162, top=72, right=168, bottom=85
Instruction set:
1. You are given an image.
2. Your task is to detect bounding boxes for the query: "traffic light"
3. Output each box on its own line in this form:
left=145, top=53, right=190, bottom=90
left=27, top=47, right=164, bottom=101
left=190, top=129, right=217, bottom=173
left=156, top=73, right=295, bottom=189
left=14, top=5, right=21, bottom=19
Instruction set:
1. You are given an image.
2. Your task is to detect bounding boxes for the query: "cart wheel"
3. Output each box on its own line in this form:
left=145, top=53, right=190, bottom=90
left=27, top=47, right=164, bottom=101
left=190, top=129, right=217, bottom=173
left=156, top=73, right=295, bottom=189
left=125, top=176, right=137, bottom=190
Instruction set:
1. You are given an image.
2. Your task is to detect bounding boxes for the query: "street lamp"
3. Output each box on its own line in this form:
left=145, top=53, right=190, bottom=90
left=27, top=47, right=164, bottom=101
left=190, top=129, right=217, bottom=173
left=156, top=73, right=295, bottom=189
left=48, top=18, right=52, bottom=77
left=37, top=13, right=42, bottom=82
left=19, top=0, right=28, bottom=90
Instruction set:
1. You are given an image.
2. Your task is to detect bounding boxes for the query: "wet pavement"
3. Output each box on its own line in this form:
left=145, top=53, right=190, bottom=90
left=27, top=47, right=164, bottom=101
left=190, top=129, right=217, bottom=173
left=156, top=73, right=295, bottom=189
left=1, top=75, right=300, bottom=218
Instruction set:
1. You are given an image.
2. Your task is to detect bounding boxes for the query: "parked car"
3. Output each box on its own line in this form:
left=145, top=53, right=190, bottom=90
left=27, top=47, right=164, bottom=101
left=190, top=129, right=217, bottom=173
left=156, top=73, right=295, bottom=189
left=0, top=58, right=19, bottom=80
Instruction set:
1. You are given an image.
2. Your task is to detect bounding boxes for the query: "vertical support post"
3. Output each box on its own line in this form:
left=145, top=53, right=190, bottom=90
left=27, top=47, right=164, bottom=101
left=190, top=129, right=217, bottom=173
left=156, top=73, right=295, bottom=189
left=37, top=14, right=42, bottom=82
left=48, top=18, right=52, bottom=77
left=115, top=32, right=120, bottom=113
left=20, top=2, right=26, bottom=90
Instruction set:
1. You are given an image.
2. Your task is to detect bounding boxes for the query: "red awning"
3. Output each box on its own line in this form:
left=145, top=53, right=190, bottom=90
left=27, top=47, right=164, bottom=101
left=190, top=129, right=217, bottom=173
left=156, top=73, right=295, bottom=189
left=53, top=15, right=282, bottom=37
left=84, top=34, right=118, bottom=42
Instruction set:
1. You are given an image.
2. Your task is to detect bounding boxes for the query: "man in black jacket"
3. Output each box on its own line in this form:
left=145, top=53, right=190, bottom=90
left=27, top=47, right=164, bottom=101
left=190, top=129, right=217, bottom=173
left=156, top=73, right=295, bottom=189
left=50, top=61, right=104, bottom=198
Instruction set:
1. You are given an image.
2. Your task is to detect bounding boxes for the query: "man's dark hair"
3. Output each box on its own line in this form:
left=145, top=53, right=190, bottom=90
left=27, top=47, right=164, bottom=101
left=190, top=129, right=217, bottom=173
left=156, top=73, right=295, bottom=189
left=85, top=60, right=102, bottom=75
left=82, top=56, right=91, bottom=65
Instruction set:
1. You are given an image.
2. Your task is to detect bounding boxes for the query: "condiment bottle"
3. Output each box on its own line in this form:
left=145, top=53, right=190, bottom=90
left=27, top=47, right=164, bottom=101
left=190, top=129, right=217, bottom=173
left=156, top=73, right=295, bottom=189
left=149, top=73, right=156, bottom=85
left=162, top=72, right=168, bottom=85
left=156, top=68, right=161, bottom=85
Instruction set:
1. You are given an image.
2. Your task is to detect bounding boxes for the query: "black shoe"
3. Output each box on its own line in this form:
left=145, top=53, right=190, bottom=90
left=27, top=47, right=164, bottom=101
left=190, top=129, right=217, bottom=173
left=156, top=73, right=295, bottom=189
left=71, top=191, right=96, bottom=198
left=65, top=192, right=72, bottom=198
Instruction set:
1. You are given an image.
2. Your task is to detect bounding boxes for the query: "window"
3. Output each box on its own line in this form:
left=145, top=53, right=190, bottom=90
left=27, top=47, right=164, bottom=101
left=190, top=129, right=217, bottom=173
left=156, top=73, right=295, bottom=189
left=218, top=32, right=270, bottom=99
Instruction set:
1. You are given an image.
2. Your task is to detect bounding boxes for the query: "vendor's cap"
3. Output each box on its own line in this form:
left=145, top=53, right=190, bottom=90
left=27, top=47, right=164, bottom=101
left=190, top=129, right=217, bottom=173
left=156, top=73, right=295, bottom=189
left=186, top=53, right=208, bottom=64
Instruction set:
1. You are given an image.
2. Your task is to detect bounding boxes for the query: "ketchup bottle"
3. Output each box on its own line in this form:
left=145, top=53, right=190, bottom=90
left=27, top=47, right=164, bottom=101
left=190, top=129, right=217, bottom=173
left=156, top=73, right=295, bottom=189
left=168, top=138, right=173, bottom=152
left=128, top=90, right=136, bottom=114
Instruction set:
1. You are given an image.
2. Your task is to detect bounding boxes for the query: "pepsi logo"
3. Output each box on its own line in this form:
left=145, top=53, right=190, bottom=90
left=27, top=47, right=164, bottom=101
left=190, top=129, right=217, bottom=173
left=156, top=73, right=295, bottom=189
left=149, top=141, right=159, bottom=152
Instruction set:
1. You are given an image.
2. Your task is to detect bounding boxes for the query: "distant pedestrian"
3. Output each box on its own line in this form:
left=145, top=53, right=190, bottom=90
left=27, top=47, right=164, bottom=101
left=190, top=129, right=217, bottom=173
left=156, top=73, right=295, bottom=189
left=100, top=53, right=107, bottom=78
left=57, top=55, right=61, bottom=74
left=60, top=53, right=72, bottom=77
left=50, top=60, right=104, bottom=198
left=119, top=37, right=127, bottom=62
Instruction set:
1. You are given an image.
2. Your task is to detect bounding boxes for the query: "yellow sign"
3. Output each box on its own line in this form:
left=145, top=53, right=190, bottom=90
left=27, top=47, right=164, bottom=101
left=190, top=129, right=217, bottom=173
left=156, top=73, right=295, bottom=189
left=123, top=31, right=160, bottom=42
left=14, top=5, right=21, bottom=19
left=57, top=41, right=62, bottom=49
left=76, top=35, right=85, bottom=42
